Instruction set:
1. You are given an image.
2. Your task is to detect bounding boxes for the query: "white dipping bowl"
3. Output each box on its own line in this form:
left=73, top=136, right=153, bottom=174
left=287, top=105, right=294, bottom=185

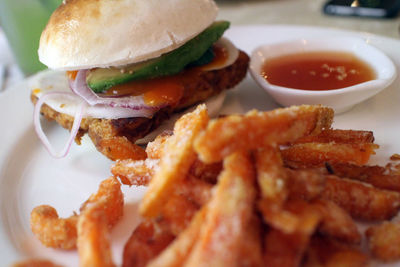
left=249, top=37, right=397, bottom=113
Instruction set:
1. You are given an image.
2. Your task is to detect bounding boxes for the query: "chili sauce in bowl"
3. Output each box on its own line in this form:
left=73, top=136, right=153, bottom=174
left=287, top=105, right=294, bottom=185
left=250, top=37, right=396, bottom=113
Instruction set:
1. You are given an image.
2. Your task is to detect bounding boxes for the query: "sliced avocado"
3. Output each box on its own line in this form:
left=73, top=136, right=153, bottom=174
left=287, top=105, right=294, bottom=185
left=187, top=46, right=215, bottom=67
left=87, top=21, right=230, bottom=93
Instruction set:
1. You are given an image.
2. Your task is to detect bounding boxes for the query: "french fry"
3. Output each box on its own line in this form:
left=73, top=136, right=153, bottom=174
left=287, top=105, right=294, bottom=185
left=145, top=131, right=173, bottom=159
left=312, top=199, right=361, bottom=244
left=111, top=157, right=219, bottom=189
left=184, top=152, right=257, bottom=267
left=255, top=147, right=287, bottom=203
left=326, top=162, right=400, bottom=192
left=303, top=236, right=369, bottom=267
left=160, top=193, right=200, bottom=236
left=293, top=129, right=374, bottom=144
left=27, top=102, right=400, bottom=266
left=323, top=175, right=400, bottom=221
left=366, top=221, right=400, bottom=262
left=30, top=177, right=123, bottom=250
left=281, top=142, right=378, bottom=166
left=258, top=203, right=300, bottom=235
left=76, top=177, right=123, bottom=267
left=189, top=158, right=222, bottom=184
left=30, top=206, right=78, bottom=250
left=255, top=147, right=300, bottom=234
left=80, top=176, right=124, bottom=228
left=391, top=153, right=400, bottom=161
left=285, top=168, right=325, bottom=201
left=237, top=215, right=263, bottom=267
left=327, top=162, right=393, bottom=177
left=148, top=207, right=208, bottom=267
left=175, top=175, right=213, bottom=206
left=285, top=158, right=400, bottom=193
left=283, top=158, right=323, bottom=170
left=12, top=259, right=63, bottom=267
left=111, top=158, right=158, bottom=186
left=263, top=200, right=321, bottom=267
left=194, top=105, right=334, bottom=163
left=385, top=162, right=400, bottom=175
left=122, top=220, right=175, bottom=267
left=140, top=104, right=209, bottom=218
left=77, top=204, right=115, bottom=267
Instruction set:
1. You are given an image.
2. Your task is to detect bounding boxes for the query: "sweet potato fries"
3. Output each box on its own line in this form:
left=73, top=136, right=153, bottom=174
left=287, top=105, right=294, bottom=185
left=24, top=104, right=400, bottom=266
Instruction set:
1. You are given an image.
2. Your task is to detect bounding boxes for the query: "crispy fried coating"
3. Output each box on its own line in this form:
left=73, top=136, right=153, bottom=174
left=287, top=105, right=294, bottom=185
left=188, top=158, right=222, bottom=184
left=326, top=162, right=400, bottom=192
left=391, top=153, right=400, bottom=161
left=30, top=205, right=78, bottom=250
left=88, top=119, right=148, bottom=161
left=145, top=131, right=172, bottom=159
left=184, top=152, right=257, bottom=267
left=281, top=142, right=378, bottom=166
left=293, top=129, right=374, bottom=144
left=77, top=204, right=115, bottom=267
left=111, top=154, right=221, bottom=188
left=122, top=220, right=175, bottom=267
left=258, top=202, right=300, bottom=235
left=122, top=176, right=211, bottom=266
left=287, top=160, right=400, bottom=221
left=255, top=147, right=300, bottom=234
left=30, top=177, right=123, bottom=250
left=312, top=199, right=361, bottom=244
left=303, top=236, right=369, bottom=267
left=256, top=147, right=288, bottom=203
left=194, top=105, right=334, bottom=163
left=111, top=158, right=158, bottom=186
left=174, top=175, right=213, bottom=206
left=146, top=152, right=257, bottom=267
left=159, top=193, right=200, bottom=236
left=148, top=208, right=208, bottom=267
left=366, top=221, right=400, bottom=261
left=262, top=200, right=321, bottom=267
left=144, top=132, right=222, bottom=185
left=140, top=105, right=209, bottom=218
left=30, top=102, right=400, bottom=266
left=80, top=176, right=124, bottom=228
left=285, top=168, right=326, bottom=201
left=237, top=214, right=263, bottom=267
left=12, top=259, right=63, bottom=267
left=32, top=51, right=249, bottom=161
left=323, top=175, right=400, bottom=221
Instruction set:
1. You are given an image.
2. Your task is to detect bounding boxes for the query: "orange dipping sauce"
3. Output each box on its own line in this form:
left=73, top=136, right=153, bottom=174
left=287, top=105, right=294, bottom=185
left=67, top=70, right=78, bottom=80
left=261, top=51, right=376, bottom=91
left=99, top=44, right=228, bottom=107
left=101, top=75, right=185, bottom=107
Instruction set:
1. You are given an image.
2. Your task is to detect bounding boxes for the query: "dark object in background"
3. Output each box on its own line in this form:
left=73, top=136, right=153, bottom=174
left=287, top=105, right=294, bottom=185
left=323, top=0, right=400, bottom=18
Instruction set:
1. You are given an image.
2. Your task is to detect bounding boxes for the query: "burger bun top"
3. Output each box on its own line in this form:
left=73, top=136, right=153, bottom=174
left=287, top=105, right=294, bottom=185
left=39, top=0, right=218, bottom=70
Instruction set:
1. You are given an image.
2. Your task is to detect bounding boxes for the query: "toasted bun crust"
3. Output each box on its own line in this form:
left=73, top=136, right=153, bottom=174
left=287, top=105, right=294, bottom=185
left=39, top=0, right=218, bottom=70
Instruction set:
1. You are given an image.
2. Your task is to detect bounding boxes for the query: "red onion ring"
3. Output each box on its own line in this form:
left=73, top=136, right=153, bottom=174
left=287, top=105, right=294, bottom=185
left=69, top=70, right=162, bottom=113
left=34, top=91, right=85, bottom=158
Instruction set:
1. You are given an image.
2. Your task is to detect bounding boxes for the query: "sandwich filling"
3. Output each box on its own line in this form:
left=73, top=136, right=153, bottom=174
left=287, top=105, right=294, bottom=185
left=32, top=22, right=240, bottom=158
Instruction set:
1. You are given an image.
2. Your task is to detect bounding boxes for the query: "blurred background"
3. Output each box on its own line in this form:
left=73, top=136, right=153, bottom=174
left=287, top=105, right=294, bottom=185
left=1, top=0, right=400, bottom=90
left=0, top=0, right=61, bottom=89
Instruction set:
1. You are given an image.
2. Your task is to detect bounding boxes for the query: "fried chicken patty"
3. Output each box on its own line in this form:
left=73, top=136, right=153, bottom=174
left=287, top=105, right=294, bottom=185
left=32, top=50, right=249, bottom=160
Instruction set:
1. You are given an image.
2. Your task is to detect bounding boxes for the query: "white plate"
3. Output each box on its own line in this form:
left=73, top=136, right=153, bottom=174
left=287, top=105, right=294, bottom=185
left=1, top=25, right=400, bottom=266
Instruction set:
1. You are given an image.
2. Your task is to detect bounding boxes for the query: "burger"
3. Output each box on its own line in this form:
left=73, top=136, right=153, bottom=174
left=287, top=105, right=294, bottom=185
left=31, top=0, right=249, bottom=160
